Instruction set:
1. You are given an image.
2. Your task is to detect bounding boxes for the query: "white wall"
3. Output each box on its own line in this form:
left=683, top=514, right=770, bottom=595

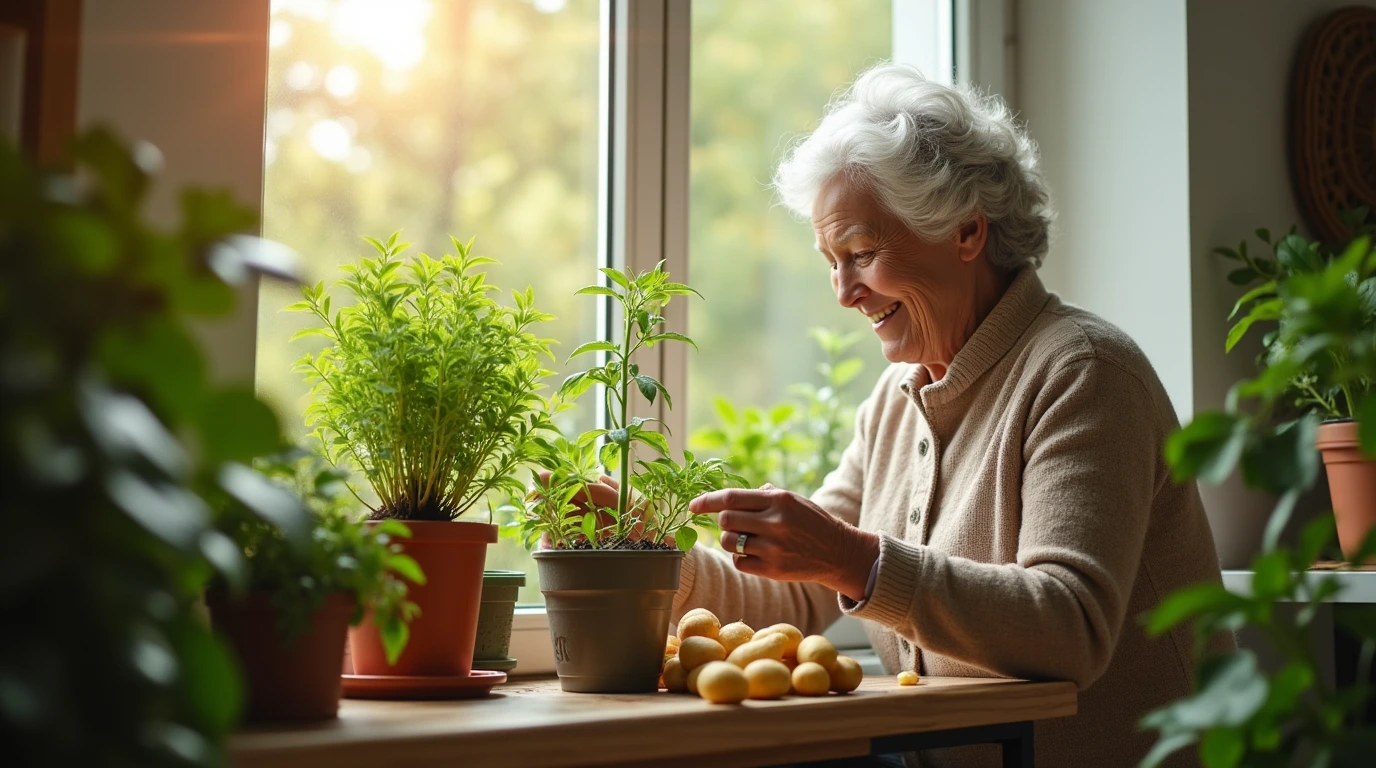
left=77, top=1, right=271, bottom=385
left=1017, top=0, right=1195, bottom=422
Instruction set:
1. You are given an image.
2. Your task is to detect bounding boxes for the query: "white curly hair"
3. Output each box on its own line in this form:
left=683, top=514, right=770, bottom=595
left=774, top=63, right=1053, bottom=271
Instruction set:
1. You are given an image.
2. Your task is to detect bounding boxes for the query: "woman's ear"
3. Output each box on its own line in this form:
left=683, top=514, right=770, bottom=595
left=955, top=214, right=988, bottom=263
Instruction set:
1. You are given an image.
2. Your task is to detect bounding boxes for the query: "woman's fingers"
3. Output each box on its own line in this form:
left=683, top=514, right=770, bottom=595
left=689, top=487, right=776, bottom=514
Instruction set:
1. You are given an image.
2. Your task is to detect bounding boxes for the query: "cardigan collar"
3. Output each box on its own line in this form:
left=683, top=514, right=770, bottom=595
left=899, top=266, right=1051, bottom=409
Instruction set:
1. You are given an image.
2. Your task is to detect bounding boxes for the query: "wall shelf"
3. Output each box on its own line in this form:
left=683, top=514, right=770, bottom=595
left=1222, top=569, right=1376, bottom=604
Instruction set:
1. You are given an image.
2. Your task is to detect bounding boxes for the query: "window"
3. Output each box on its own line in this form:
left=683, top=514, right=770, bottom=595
left=686, top=0, right=895, bottom=463
left=256, top=0, right=962, bottom=623
left=257, top=0, right=603, bottom=605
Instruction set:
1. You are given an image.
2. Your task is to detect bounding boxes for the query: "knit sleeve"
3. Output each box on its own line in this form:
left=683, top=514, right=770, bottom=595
left=840, top=357, right=1161, bottom=689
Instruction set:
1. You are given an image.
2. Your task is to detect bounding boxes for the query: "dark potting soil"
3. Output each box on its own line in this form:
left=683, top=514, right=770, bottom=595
left=566, top=539, right=677, bottom=551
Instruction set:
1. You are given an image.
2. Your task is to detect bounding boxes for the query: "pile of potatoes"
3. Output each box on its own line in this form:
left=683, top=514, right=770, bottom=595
left=661, top=608, right=866, bottom=705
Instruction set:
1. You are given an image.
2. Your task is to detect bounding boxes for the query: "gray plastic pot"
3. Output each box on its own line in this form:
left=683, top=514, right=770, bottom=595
left=532, top=549, right=683, bottom=693
left=472, top=570, right=526, bottom=672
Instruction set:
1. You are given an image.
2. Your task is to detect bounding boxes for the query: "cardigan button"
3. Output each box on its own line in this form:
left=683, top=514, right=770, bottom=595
left=909, top=508, right=920, bottom=525
left=918, top=438, right=929, bottom=456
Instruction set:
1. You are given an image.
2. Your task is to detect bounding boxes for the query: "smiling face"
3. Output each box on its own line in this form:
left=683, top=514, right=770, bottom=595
left=812, top=175, right=1001, bottom=378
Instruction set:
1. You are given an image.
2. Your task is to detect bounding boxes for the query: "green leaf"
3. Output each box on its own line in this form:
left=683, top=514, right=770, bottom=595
left=1225, top=299, right=1282, bottom=352
left=1166, top=412, right=1247, bottom=485
left=558, top=370, right=597, bottom=401
left=1145, top=582, right=1243, bottom=635
left=599, top=267, right=632, bottom=290
left=1360, top=392, right=1376, bottom=457
left=387, top=554, right=426, bottom=585
left=675, top=527, right=698, bottom=551
left=642, top=331, right=698, bottom=351
left=1139, top=733, right=1197, bottom=768
left=1227, top=280, right=1277, bottom=320
left=635, top=374, right=659, bottom=405
left=634, top=429, right=671, bottom=457
left=197, top=389, right=282, bottom=465
left=168, top=618, right=243, bottom=735
left=568, top=340, right=617, bottom=361
left=1200, top=728, right=1244, bottom=768
left=607, top=428, right=629, bottom=445
left=581, top=512, right=597, bottom=542
left=1227, top=268, right=1257, bottom=286
left=380, top=618, right=410, bottom=665
left=575, top=285, right=618, bottom=298
left=1250, top=551, right=1290, bottom=599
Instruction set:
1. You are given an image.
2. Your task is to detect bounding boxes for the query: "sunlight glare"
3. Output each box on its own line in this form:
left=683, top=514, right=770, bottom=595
left=325, top=65, right=359, bottom=98
left=269, top=19, right=293, bottom=48
left=285, top=61, right=318, bottom=90
left=309, top=119, right=353, bottom=162
left=272, top=0, right=329, bottom=22
left=533, top=0, right=568, bottom=13
left=331, top=0, right=432, bottom=72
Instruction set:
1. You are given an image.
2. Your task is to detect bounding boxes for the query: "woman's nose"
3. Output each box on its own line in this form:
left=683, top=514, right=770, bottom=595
left=834, top=266, right=869, bottom=308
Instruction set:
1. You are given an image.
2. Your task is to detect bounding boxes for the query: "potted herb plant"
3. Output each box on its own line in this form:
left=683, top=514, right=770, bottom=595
left=1212, top=222, right=1376, bottom=559
left=207, top=450, right=421, bottom=721
left=291, top=233, right=557, bottom=694
left=519, top=264, right=741, bottom=693
left=1145, top=232, right=1376, bottom=767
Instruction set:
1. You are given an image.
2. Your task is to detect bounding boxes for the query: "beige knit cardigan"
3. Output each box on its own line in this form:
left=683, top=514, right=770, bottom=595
left=674, top=267, right=1231, bottom=768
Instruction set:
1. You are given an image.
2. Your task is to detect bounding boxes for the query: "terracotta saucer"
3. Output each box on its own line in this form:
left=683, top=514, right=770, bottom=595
left=341, top=670, right=507, bottom=700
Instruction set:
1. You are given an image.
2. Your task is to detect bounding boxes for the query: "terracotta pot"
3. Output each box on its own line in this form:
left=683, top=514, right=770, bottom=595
left=533, top=549, right=682, bottom=693
left=473, top=570, right=526, bottom=672
left=207, top=590, right=355, bottom=722
left=349, top=520, right=497, bottom=676
left=1317, top=420, right=1376, bottom=562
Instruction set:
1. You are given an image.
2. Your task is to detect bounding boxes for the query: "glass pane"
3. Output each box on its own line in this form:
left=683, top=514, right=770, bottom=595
left=688, top=0, right=893, bottom=496
left=258, top=0, right=603, bottom=605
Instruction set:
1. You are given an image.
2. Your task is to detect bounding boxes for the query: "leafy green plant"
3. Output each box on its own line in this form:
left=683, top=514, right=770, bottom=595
left=1141, top=230, right=1376, bottom=768
left=520, top=263, right=740, bottom=550
left=215, top=449, right=423, bottom=663
left=291, top=233, right=558, bottom=521
left=692, top=327, right=864, bottom=496
left=0, top=130, right=310, bottom=765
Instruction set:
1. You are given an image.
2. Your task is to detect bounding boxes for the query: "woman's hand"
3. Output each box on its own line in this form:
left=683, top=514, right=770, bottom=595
left=689, top=484, right=880, bottom=602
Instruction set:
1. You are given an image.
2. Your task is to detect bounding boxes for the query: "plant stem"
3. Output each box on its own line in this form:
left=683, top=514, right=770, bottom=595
left=617, top=301, right=632, bottom=524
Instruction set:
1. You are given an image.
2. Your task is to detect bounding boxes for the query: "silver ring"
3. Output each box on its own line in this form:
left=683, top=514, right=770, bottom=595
left=735, top=533, right=749, bottom=556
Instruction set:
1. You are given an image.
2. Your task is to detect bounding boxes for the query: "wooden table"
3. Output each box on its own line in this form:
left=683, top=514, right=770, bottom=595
left=231, top=676, right=1077, bottom=768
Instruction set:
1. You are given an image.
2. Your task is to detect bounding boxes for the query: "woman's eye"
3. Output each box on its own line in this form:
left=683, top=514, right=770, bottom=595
left=854, top=251, right=875, bottom=264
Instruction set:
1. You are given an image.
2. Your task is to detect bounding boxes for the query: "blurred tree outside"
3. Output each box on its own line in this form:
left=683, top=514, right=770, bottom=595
left=257, top=0, right=894, bottom=604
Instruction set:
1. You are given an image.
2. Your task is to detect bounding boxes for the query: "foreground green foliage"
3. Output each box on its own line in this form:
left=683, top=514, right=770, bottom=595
left=215, top=450, right=422, bottom=664
left=0, top=131, right=310, bottom=765
left=292, top=234, right=558, bottom=521
left=521, top=263, right=741, bottom=550
left=691, top=328, right=864, bottom=497
left=1142, top=227, right=1376, bottom=768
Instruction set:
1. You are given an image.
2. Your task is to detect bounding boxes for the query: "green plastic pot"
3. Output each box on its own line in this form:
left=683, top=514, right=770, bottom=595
left=472, top=570, right=526, bottom=672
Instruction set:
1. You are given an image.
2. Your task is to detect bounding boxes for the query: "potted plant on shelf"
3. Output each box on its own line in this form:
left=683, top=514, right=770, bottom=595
left=519, top=263, right=742, bottom=693
left=1143, top=232, right=1376, bottom=767
left=290, top=233, right=557, bottom=697
left=472, top=570, right=527, bottom=672
left=206, top=450, right=421, bottom=721
left=1210, top=222, right=1376, bottom=559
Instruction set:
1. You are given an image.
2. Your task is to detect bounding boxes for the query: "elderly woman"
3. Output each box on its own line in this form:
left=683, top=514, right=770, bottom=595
left=674, top=64, right=1231, bottom=767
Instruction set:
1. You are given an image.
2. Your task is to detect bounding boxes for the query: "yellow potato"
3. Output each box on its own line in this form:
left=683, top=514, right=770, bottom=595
left=753, top=623, right=804, bottom=658
left=829, top=655, right=863, bottom=694
left=792, top=662, right=831, bottom=696
left=662, top=657, right=688, bottom=693
left=695, top=661, right=749, bottom=704
left=678, top=610, right=721, bottom=641
left=743, top=659, right=792, bottom=700
left=797, top=635, right=838, bottom=669
left=726, top=632, right=787, bottom=668
left=718, top=621, right=755, bottom=654
left=678, top=636, right=727, bottom=671
left=665, top=634, right=681, bottom=656
left=897, top=670, right=920, bottom=686
left=687, top=664, right=705, bottom=695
